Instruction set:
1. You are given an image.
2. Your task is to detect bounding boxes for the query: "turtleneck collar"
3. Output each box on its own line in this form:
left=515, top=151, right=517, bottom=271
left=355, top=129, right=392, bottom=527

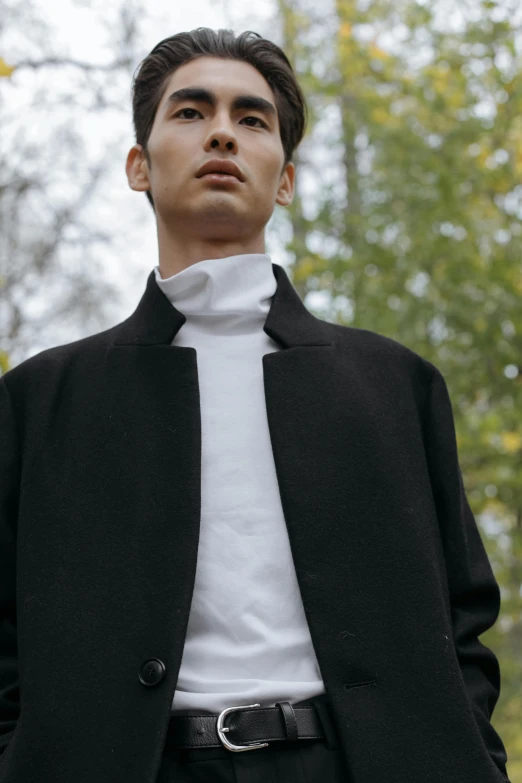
left=153, top=254, right=277, bottom=325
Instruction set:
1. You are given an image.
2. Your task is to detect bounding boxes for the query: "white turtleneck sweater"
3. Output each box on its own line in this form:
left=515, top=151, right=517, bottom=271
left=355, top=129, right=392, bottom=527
left=153, top=253, right=325, bottom=716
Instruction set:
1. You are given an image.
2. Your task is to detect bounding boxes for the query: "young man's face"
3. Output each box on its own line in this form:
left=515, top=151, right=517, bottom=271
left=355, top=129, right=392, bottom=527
left=126, top=56, right=295, bottom=239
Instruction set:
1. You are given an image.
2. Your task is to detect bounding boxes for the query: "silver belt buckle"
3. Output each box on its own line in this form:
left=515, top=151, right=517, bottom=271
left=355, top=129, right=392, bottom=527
left=216, top=703, right=270, bottom=752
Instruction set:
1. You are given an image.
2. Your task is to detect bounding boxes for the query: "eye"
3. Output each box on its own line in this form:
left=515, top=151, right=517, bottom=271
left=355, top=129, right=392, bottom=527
left=174, top=108, right=202, bottom=119
left=241, top=116, right=268, bottom=128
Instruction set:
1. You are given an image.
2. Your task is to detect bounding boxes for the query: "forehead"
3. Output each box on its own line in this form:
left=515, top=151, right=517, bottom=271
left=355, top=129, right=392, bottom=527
left=157, top=56, right=276, bottom=111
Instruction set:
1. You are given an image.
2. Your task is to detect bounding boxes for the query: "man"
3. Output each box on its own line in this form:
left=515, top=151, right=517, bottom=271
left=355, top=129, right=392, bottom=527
left=0, top=27, right=511, bottom=783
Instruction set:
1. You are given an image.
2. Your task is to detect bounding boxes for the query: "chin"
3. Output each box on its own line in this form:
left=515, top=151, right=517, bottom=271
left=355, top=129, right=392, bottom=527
left=191, top=199, right=248, bottom=226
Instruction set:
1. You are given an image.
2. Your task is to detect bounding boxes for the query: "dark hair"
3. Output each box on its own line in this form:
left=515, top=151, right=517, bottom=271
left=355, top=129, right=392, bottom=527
left=130, top=27, right=308, bottom=211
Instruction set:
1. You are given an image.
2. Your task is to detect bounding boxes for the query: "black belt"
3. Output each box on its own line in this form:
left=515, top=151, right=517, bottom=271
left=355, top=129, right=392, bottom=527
left=165, top=700, right=326, bottom=752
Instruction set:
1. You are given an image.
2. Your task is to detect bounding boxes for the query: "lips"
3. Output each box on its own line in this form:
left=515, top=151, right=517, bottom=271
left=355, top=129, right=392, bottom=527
left=196, top=159, right=245, bottom=181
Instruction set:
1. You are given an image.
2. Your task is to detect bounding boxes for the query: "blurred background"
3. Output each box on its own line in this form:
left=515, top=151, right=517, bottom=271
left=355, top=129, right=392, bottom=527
left=1, top=0, right=521, bottom=776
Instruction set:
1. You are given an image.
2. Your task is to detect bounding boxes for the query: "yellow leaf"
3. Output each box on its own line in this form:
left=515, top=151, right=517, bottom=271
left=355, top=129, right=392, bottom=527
left=294, top=257, right=316, bottom=281
left=473, top=316, right=487, bottom=333
left=369, top=42, right=389, bottom=60
left=0, top=57, right=16, bottom=77
left=371, top=107, right=389, bottom=124
left=501, top=432, right=522, bottom=453
left=0, top=351, right=10, bottom=374
left=339, top=22, right=352, bottom=38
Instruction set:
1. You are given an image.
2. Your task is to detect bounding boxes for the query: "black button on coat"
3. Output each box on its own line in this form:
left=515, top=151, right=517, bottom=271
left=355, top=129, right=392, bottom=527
left=138, top=659, right=166, bottom=687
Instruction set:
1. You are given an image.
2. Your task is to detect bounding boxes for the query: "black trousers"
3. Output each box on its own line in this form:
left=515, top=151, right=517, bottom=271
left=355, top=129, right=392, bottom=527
left=157, top=694, right=349, bottom=782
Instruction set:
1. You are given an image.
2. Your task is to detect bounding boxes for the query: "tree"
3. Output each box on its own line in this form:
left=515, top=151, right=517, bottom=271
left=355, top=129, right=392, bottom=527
left=0, top=0, right=146, bottom=372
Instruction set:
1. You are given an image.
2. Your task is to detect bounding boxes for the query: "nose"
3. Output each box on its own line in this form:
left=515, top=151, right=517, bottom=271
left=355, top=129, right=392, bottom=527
left=210, top=137, right=235, bottom=151
left=204, top=114, right=238, bottom=153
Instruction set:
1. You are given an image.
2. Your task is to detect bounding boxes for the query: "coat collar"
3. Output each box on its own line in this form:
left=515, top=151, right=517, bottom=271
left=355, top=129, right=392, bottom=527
left=112, top=262, right=333, bottom=349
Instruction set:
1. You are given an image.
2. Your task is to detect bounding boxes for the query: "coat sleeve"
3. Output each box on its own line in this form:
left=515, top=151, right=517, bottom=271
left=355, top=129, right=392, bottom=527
left=424, top=365, right=510, bottom=781
left=0, top=376, right=20, bottom=753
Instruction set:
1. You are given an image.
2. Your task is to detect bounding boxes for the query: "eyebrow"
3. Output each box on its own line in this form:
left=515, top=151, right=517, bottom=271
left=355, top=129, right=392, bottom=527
left=164, top=87, right=277, bottom=120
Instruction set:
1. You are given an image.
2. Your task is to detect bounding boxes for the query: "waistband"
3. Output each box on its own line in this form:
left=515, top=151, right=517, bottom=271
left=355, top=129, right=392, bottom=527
left=166, top=693, right=340, bottom=752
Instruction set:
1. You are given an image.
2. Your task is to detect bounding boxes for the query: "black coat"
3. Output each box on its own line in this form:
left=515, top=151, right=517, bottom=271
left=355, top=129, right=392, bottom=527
left=0, top=263, right=511, bottom=782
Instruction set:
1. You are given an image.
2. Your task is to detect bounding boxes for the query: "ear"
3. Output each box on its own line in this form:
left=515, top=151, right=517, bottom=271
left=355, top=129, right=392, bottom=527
left=125, top=144, right=151, bottom=192
left=275, top=161, right=295, bottom=207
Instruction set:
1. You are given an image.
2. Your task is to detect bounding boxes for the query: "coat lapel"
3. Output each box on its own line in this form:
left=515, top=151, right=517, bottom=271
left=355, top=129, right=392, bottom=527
left=111, top=262, right=333, bottom=349
left=106, top=263, right=348, bottom=677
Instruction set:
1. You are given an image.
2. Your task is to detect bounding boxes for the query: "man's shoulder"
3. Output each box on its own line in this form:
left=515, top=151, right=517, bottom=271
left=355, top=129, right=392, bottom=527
left=326, top=320, right=438, bottom=380
left=2, top=324, right=118, bottom=389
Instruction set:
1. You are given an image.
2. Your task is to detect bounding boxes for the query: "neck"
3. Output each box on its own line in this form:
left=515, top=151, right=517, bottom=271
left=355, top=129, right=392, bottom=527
left=155, top=218, right=267, bottom=279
